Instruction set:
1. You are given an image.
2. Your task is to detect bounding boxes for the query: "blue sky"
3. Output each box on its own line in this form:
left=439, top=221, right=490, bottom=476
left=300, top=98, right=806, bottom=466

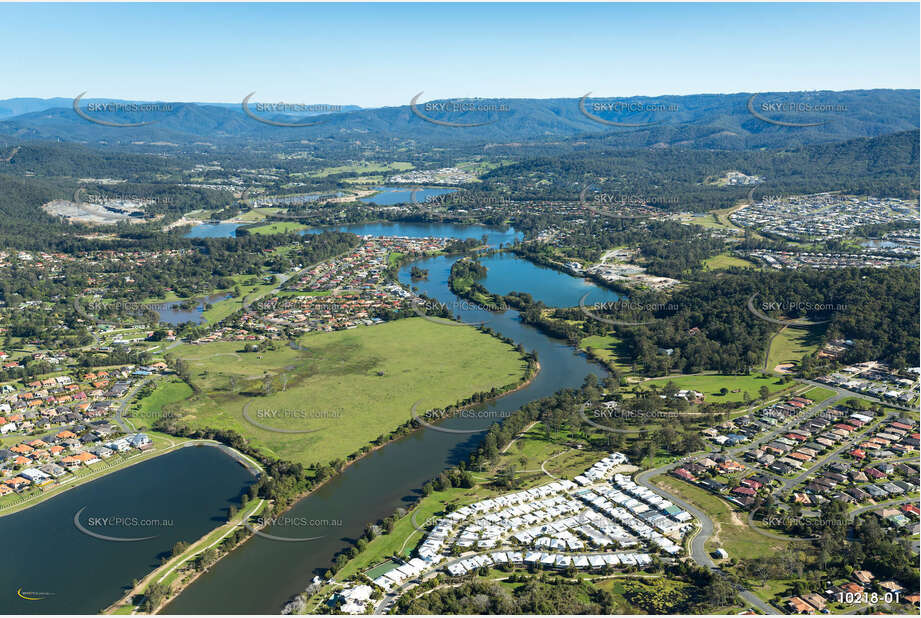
left=2, top=3, right=918, bottom=106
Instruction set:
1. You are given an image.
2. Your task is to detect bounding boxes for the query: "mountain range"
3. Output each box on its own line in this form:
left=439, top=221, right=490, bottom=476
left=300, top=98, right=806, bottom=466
left=0, top=90, right=917, bottom=150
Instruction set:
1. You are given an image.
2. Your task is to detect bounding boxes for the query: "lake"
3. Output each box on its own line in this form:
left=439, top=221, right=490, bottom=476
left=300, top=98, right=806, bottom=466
left=146, top=293, right=232, bottom=326
left=184, top=222, right=244, bottom=238
left=0, top=445, right=254, bottom=614
left=360, top=186, right=457, bottom=206
left=302, top=221, right=521, bottom=246
left=478, top=253, right=625, bottom=307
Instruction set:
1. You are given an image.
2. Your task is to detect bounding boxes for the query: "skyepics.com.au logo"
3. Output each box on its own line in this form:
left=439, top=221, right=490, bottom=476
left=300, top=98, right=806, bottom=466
left=589, top=407, right=683, bottom=420
left=579, top=404, right=692, bottom=433
left=410, top=400, right=510, bottom=434
left=245, top=515, right=341, bottom=542
left=73, top=297, right=147, bottom=325
left=746, top=92, right=846, bottom=128
left=410, top=92, right=511, bottom=128
left=747, top=293, right=846, bottom=326
left=73, top=92, right=175, bottom=127
left=579, top=294, right=679, bottom=327
left=241, top=92, right=341, bottom=127
left=409, top=297, right=505, bottom=327
left=75, top=189, right=176, bottom=207
left=73, top=506, right=173, bottom=542
left=578, top=187, right=679, bottom=220
left=579, top=93, right=679, bottom=127
left=241, top=403, right=343, bottom=434
left=415, top=190, right=514, bottom=211
left=16, top=588, right=55, bottom=601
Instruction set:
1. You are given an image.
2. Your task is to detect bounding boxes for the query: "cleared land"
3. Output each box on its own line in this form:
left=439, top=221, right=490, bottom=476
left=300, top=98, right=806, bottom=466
left=702, top=253, right=755, bottom=270
left=245, top=221, right=308, bottom=235
left=765, top=324, right=825, bottom=373
left=802, top=386, right=836, bottom=403
left=642, top=373, right=792, bottom=403
left=168, top=318, right=529, bottom=466
left=126, top=378, right=195, bottom=430
left=579, top=334, right=633, bottom=373
left=653, top=474, right=791, bottom=562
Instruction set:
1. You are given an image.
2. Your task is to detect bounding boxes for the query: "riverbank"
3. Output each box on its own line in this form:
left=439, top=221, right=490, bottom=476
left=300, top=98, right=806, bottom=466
left=152, top=238, right=609, bottom=614
left=104, top=496, right=269, bottom=615
left=149, top=354, right=540, bottom=615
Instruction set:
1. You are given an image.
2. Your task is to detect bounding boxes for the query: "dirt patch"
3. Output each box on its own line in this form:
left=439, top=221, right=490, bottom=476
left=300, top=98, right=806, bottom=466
left=728, top=509, right=746, bottom=528
left=774, top=363, right=795, bottom=374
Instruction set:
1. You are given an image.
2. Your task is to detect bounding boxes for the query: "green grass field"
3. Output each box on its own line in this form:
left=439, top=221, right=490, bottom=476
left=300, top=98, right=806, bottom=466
left=642, top=373, right=791, bottom=403
left=236, top=207, right=284, bottom=222
left=802, top=386, right=836, bottom=403
left=168, top=318, right=529, bottom=466
left=198, top=275, right=279, bottom=324
left=579, top=334, right=633, bottom=373
left=245, top=221, right=308, bottom=235
left=765, top=324, right=825, bottom=373
left=126, top=378, right=194, bottom=429
left=702, top=253, right=755, bottom=270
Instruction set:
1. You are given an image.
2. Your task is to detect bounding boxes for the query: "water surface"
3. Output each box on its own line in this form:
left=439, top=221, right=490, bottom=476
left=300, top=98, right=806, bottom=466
left=184, top=222, right=243, bottom=238
left=0, top=446, right=253, bottom=614
left=360, top=186, right=456, bottom=206
left=164, top=238, right=608, bottom=614
left=146, top=293, right=232, bottom=325
left=478, top=253, right=625, bottom=307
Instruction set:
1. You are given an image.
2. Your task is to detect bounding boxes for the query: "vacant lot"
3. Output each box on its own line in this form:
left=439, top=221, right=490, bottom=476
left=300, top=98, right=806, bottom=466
left=643, top=373, right=791, bottom=403
left=167, top=318, right=529, bottom=465
left=702, top=253, right=756, bottom=270
left=654, top=474, right=792, bottom=562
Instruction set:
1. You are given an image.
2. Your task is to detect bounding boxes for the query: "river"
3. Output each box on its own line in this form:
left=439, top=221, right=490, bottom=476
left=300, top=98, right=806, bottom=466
left=162, top=222, right=618, bottom=613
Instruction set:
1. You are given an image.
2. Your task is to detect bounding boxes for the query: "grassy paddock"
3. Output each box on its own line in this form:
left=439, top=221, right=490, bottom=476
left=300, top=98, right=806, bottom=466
left=579, top=334, right=633, bottom=373
left=765, top=324, right=825, bottom=373
left=702, top=253, right=756, bottom=270
left=642, top=373, right=791, bottom=403
left=169, top=318, right=529, bottom=466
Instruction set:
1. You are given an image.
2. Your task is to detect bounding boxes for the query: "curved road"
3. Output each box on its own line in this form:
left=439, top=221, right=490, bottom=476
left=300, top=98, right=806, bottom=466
left=635, top=462, right=780, bottom=614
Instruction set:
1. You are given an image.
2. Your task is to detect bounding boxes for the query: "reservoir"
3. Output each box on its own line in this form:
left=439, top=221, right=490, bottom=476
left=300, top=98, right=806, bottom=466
left=0, top=445, right=254, bottom=614
left=163, top=223, right=614, bottom=613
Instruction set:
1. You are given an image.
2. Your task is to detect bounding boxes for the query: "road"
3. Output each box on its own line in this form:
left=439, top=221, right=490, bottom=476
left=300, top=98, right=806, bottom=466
left=796, top=378, right=918, bottom=414
left=113, top=374, right=160, bottom=432
left=634, top=463, right=780, bottom=614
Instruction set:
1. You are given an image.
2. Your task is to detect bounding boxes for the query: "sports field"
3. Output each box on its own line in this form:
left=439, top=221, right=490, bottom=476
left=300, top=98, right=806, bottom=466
left=166, top=318, right=529, bottom=466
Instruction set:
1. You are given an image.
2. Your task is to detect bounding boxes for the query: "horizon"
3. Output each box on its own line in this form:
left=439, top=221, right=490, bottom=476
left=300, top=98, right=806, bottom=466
left=3, top=87, right=919, bottom=111
left=2, top=3, right=918, bottom=107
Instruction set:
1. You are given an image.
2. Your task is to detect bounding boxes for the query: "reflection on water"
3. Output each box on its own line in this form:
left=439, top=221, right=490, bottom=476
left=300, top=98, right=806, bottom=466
left=147, top=293, right=232, bottom=325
